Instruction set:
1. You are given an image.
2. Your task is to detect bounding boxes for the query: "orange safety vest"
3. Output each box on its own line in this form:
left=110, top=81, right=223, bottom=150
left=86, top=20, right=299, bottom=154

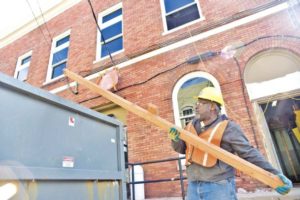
left=185, top=120, right=229, bottom=167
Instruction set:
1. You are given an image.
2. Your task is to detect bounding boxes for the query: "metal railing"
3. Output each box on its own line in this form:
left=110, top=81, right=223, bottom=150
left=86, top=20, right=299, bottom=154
left=127, top=156, right=187, bottom=200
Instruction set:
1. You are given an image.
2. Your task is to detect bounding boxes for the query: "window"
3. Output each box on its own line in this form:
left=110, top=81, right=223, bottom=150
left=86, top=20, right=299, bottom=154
left=180, top=106, right=194, bottom=126
left=173, top=72, right=220, bottom=128
left=160, top=0, right=203, bottom=32
left=14, top=51, right=32, bottom=81
left=177, top=77, right=213, bottom=127
left=46, top=30, right=70, bottom=81
left=97, top=3, right=123, bottom=60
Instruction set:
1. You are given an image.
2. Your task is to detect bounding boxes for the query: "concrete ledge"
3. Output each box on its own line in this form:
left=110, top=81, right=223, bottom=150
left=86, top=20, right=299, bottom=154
left=238, top=188, right=300, bottom=200
left=146, top=188, right=300, bottom=200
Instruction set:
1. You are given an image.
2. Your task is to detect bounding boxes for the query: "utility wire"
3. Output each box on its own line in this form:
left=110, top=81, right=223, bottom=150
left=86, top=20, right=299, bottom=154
left=234, top=35, right=300, bottom=50
left=233, top=56, right=260, bottom=148
left=78, top=60, right=188, bottom=104
left=87, top=0, right=116, bottom=66
left=118, top=61, right=187, bottom=92
left=36, top=0, right=53, bottom=40
left=26, top=0, right=78, bottom=94
left=36, top=0, right=77, bottom=94
left=25, top=0, right=51, bottom=46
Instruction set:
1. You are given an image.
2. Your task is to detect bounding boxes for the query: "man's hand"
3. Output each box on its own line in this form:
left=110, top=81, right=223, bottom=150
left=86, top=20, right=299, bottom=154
left=168, top=127, right=180, bottom=142
left=275, top=173, right=293, bottom=195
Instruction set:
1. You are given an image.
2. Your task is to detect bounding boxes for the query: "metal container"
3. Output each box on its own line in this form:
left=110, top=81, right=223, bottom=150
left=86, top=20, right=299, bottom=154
left=0, top=72, right=126, bottom=200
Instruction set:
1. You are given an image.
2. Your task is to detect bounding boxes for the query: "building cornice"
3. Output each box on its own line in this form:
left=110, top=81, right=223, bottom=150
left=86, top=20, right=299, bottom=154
left=0, top=0, right=81, bottom=49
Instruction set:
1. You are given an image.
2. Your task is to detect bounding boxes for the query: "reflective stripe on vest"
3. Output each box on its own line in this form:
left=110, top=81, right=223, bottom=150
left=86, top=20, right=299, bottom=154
left=185, top=120, right=229, bottom=167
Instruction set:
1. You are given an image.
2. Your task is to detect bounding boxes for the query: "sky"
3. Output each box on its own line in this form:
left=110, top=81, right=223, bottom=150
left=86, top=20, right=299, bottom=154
left=0, top=0, right=62, bottom=39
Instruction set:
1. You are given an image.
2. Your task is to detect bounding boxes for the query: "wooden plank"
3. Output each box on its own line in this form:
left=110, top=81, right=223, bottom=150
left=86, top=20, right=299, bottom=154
left=64, top=69, right=283, bottom=189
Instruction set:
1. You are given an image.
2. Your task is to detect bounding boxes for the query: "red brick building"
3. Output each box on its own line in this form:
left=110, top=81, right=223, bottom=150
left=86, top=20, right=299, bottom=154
left=1, top=0, right=300, bottom=198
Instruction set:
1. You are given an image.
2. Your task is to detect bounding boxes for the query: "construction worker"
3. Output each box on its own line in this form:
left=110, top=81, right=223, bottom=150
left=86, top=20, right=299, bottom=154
left=169, top=87, right=292, bottom=200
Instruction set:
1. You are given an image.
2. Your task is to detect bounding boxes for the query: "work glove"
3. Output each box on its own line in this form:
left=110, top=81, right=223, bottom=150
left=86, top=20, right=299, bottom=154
left=169, top=127, right=180, bottom=142
left=275, top=173, right=293, bottom=195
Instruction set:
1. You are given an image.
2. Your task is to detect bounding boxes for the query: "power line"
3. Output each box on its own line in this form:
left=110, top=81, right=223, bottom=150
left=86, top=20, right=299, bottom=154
left=233, top=56, right=259, bottom=149
left=78, top=60, right=188, bottom=104
left=36, top=0, right=53, bottom=40
left=26, top=0, right=78, bottom=94
left=25, top=0, right=51, bottom=46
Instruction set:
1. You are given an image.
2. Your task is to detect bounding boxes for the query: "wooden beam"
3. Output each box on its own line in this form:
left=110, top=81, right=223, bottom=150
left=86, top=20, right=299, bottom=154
left=64, top=69, right=283, bottom=189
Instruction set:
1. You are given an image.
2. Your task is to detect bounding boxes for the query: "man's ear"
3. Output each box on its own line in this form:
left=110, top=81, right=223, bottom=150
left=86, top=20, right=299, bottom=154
left=210, top=103, right=217, bottom=112
left=209, top=104, right=214, bottom=111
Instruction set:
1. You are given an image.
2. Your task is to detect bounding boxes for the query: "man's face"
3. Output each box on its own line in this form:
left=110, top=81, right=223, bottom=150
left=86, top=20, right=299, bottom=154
left=195, top=99, right=212, bottom=121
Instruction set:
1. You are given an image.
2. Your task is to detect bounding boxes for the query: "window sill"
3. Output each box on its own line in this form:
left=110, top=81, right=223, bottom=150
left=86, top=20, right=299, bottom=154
left=162, top=17, right=205, bottom=36
left=43, top=74, right=65, bottom=86
left=93, top=49, right=124, bottom=65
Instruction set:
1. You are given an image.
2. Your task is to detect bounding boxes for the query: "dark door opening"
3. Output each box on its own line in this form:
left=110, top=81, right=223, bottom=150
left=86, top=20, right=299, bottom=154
left=260, top=96, right=300, bottom=183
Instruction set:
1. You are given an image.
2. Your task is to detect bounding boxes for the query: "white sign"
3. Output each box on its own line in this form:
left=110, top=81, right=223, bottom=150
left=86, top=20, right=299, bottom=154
left=62, top=156, right=74, bottom=168
left=68, top=116, right=75, bottom=127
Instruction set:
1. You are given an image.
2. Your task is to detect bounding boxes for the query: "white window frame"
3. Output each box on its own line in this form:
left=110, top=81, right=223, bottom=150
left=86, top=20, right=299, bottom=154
left=14, top=50, right=33, bottom=81
left=96, top=3, right=123, bottom=62
left=160, top=0, right=205, bottom=34
left=252, top=102, right=282, bottom=171
left=172, top=71, right=222, bottom=127
left=45, top=29, right=71, bottom=83
left=180, top=105, right=195, bottom=126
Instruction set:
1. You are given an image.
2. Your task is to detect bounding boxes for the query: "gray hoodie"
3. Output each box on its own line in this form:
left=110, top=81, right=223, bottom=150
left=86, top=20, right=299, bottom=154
left=171, top=116, right=279, bottom=182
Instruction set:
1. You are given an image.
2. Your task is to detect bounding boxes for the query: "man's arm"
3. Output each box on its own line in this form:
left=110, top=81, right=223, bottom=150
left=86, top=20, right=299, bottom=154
left=171, top=139, right=186, bottom=154
left=222, top=121, right=279, bottom=174
left=223, top=121, right=293, bottom=195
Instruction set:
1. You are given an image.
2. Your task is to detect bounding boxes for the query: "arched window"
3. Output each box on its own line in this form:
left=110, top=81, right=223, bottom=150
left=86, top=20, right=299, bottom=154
left=245, top=48, right=300, bottom=100
left=172, top=71, right=222, bottom=128
left=171, top=72, right=222, bottom=168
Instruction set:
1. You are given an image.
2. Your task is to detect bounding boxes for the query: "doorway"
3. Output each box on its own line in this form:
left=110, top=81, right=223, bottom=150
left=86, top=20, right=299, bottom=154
left=259, top=96, right=300, bottom=183
left=244, top=48, right=300, bottom=183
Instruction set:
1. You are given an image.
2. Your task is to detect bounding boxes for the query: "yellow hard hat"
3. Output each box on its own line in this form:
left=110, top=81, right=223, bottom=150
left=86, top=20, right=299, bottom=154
left=197, top=87, right=224, bottom=106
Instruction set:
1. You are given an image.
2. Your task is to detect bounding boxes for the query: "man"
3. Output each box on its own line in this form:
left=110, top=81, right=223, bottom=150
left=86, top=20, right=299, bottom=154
left=169, top=87, right=292, bottom=200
